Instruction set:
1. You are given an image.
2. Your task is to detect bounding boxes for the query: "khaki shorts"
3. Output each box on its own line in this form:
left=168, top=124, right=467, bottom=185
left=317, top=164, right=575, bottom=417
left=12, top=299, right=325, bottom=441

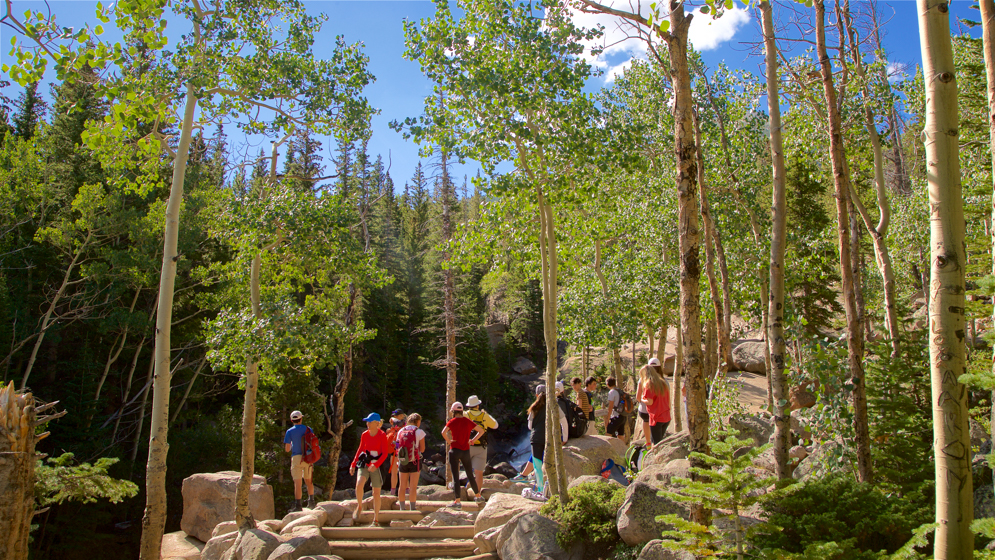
left=358, top=465, right=383, bottom=488
left=469, top=445, right=487, bottom=471
left=291, top=455, right=313, bottom=481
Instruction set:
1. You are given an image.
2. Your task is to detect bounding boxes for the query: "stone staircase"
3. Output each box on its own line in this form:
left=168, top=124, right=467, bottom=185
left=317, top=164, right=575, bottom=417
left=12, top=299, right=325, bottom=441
left=332, top=500, right=495, bottom=560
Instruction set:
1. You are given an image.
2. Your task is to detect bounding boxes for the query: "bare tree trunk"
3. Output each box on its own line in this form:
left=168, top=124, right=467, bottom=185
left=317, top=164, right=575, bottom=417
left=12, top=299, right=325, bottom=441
left=0, top=382, right=35, bottom=560
left=668, top=4, right=708, bottom=525
left=814, top=0, right=872, bottom=484
left=138, top=84, right=198, bottom=560
left=694, top=112, right=726, bottom=378
left=21, top=231, right=93, bottom=390
left=760, top=0, right=791, bottom=481
left=441, top=148, right=457, bottom=488
left=674, top=321, right=684, bottom=433
left=327, top=289, right=358, bottom=493
left=537, top=188, right=566, bottom=503
left=714, top=225, right=733, bottom=371
left=981, top=0, right=995, bottom=507
left=919, top=0, right=973, bottom=555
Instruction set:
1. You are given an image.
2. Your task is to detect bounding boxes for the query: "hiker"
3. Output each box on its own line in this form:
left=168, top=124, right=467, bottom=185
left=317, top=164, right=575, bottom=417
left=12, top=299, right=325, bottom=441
left=605, top=377, right=630, bottom=444
left=386, top=409, right=406, bottom=496
left=526, top=384, right=568, bottom=495
left=636, top=365, right=653, bottom=449
left=572, top=376, right=598, bottom=436
left=442, top=402, right=486, bottom=508
left=349, top=412, right=390, bottom=524
left=464, top=395, right=498, bottom=494
left=396, top=413, right=426, bottom=511
left=283, top=410, right=315, bottom=511
left=639, top=359, right=672, bottom=445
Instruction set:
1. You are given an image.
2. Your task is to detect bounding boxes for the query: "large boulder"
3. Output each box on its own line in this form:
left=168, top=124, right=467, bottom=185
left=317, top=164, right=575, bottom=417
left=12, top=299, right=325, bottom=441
left=731, top=341, right=767, bottom=374
left=561, top=435, right=627, bottom=483
left=726, top=413, right=774, bottom=449
left=280, top=511, right=326, bottom=536
left=617, top=481, right=691, bottom=546
left=498, top=512, right=583, bottom=560
left=638, top=540, right=696, bottom=560
left=789, top=384, right=817, bottom=410
left=416, top=509, right=476, bottom=527
left=642, top=432, right=690, bottom=467
left=634, top=459, right=690, bottom=489
left=483, top=461, right=519, bottom=479
left=267, top=528, right=331, bottom=560
left=181, top=472, right=275, bottom=542
left=202, top=532, right=238, bottom=560
left=513, top=356, right=538, bottom=375
left=474, top=525, right=502, bottom=554
left=474, top=492, right=543, bottom=534
left=314, top=502, right=346, bottom=527
left=221, top=528, right=281, bottom=560
left=162, top=531, right=205, bottom=560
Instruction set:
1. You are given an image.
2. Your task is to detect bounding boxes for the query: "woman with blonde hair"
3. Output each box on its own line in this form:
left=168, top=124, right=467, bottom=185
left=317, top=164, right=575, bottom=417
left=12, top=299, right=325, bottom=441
left=638, top=358, right=671, bottom=445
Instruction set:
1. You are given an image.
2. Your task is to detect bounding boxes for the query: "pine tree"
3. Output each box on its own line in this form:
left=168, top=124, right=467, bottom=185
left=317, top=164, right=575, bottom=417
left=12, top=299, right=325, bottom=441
left=12, top=82, right=46, bottom=141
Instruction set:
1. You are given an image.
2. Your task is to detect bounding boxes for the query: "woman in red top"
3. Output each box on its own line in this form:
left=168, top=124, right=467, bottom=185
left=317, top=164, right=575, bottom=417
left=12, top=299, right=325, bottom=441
left=638, top=362, right=672, bottom=446
left=442, top=402, right=485, bottom=508
left=349, top=412, right=390, bottom=524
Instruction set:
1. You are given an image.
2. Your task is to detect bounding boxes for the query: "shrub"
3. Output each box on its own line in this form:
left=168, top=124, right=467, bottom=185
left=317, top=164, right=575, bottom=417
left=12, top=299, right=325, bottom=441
left=540, top=480, right=626, bottom=556
left=751, top=474, right=933, bottom=556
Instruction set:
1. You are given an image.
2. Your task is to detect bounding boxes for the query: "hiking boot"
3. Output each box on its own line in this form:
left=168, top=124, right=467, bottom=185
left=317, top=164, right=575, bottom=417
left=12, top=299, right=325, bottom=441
left=291, top=499, right=302, bottom=513
left=306, top=495, right=315, bottom=509
left=448, top=501, right=461, bottom=509
left=474, top=495, right=486, bottom=504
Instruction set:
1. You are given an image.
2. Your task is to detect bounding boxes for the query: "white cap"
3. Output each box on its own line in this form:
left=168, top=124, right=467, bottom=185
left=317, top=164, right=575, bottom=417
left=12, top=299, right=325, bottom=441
left=555, top=381, right=564, bottom=393
left=536, top=384, right=546, bottom=395
left=451, top=402, right=464, bottom=412
left=290, top=410, right=303, bottom=420
left=648, top=357, right=661, bottom=367
left=466, top=395, right=482, bottom=407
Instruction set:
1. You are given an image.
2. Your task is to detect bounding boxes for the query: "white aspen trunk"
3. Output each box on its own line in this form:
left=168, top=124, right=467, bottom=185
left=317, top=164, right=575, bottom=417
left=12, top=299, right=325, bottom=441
left=674, top=321, right=684, bottom=432
left=761, top=0, right=791, bottom=481
left=537, top=188, right=566, bottom=502
left=20, top=231, right=93, bottom=390
left=138, top=85, right=197, bottom=560
left=667, top=4, right=708, bottom=525
left=0, top=382, right=35, bottom=560
left=814, top=0, right=872, bottom=484
left=918, top=0, right=974, bottom=556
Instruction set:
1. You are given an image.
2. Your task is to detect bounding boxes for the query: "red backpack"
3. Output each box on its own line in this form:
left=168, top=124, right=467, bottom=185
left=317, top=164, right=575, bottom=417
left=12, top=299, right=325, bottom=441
left=302, top=427, right=321, bottom=464
left=395, top=425, right=420, bottom=467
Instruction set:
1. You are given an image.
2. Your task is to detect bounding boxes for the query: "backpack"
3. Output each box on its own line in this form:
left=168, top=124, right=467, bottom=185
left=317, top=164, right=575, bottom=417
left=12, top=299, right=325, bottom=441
left=625, top=444, right=647, bottom=473
left=600, top=458, right=630, bottom=487
left=386, top=423, right=402, bottom=452
left=616, top=388, right=634, bottom=416
left=395, top=425, right=420, bottom=467
left=302, top=427, right=321, bottom=464
left=466, top=409, right=491, bottom=446
left=558, top=396, right=588, bottom=439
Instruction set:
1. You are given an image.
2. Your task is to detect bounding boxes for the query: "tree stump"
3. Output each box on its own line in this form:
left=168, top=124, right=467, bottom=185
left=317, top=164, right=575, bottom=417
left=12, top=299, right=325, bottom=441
left=0, top=381, right=36, bottom=560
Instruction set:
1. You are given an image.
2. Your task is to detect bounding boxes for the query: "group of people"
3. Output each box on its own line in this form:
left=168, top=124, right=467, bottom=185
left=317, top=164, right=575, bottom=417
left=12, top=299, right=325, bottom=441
left=523, top=358, right=673, bottom=495
left=284, top=396, right=498, bottom=523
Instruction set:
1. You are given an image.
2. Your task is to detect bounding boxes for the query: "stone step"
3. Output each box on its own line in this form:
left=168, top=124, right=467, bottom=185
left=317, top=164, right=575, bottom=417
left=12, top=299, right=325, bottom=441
left=322, top=526, right=476, bottom=540
left=327, top=539, right=477, bottom=559
left=350, top=510, right=425, bottom=523
left=341, top=500, right=482, bottom=512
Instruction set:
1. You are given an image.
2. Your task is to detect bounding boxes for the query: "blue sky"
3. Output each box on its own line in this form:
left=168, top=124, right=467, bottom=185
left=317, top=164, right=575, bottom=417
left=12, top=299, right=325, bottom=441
left=0, top=0, right=985, bottom=190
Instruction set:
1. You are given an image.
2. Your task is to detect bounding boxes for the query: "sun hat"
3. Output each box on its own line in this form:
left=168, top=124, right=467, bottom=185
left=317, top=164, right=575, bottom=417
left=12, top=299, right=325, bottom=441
left=535, top=384, right=546, bottom=395
left=648, top=357, right=661, bottom=367
left=466, top=395, right=482, bottom=407
left=554, top=381, right=564, bottom=393
left=451, top=402, right=464, bottom=412
left=362, top=412, right=382, bottom=423
left=290, top=410, right=303, bottom=420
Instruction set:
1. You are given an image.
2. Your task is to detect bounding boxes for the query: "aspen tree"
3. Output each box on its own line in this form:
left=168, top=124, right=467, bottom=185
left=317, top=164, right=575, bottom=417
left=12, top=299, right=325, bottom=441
left=979, top=0, right=995, bottom=484
left=918, top=0, right=973, bottom=556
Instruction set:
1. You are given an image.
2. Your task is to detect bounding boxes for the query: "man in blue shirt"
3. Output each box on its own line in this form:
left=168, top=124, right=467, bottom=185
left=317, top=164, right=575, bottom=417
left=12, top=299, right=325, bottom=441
left=284, top=410, right=314, bottom=511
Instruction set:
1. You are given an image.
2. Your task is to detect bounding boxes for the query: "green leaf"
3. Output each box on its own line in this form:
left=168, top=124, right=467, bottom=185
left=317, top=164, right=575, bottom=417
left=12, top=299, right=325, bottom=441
left=94, top=25, right=104, bottom=35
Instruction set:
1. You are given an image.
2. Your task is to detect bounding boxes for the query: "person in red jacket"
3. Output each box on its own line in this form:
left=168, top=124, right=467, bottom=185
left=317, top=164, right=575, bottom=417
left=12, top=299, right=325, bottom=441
left=442, top=402, right=485, bottom=508
left=349, top=412, right=389, bottom=524
left=638, top=361, right=672, bottom=445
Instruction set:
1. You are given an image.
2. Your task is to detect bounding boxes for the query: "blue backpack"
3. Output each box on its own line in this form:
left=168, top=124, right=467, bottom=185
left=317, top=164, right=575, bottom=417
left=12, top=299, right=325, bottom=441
left=600, top=458, right=630, bottom=487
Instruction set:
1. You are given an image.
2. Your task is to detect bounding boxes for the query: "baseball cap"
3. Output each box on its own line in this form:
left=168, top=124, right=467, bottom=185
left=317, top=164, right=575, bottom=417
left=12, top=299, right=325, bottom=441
left=535, top=384, right=546, bottom=395
left=392, top=409, right=404, bottom=416
left=466, top=395, right=482, bottom=407
left=290, top=410, right=303, bottom=420
left=648, top=357, right=661, bottom=367
left=362, top=412, right=382, bottom=423
left=451, top=402, right=464, bottom=412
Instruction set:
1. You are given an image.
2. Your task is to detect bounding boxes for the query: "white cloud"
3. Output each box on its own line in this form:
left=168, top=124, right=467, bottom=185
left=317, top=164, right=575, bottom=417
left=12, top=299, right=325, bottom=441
left=885, top=61, right=907, bottom=84
left=567, top=1, right=750, bottom=83
left=688, top=5, right=750, bottom=51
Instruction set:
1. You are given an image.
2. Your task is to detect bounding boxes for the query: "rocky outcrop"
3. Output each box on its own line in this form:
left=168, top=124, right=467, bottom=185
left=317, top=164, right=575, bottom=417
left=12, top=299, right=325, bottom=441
left=616, top=481, right=691, bottom=546
left=498, top=512, right=583, bottom=560
left=638, top=540, right=696, bottom=560
left=561, top=435, right=627, bottom=483
left=280, top=511, right=326, bottom=536
left=416, top=509, right=476, bottom=527
left=642, top=432, right=690, bottom=467
left=483, top=462, right=518, bottom=479
left=474, top=492, right=543, bottom=534
left=567, top=474, right=623, bottom=490
left=474, top=525, right=502, bottom=554
left=512, top=356, right=538, bottom=375
left=731, top=341, right=767, bottom=374
left=727, top=414, right=774, bottom=449
left=202, top=531, right=238, bottom=560
left=314, top=502, right=346, bottom=527
left=789, top=384, right=816, bottom=410
left=267, top=528, right=331, bottom=560
left=161, top=531, right=205, bottom=560
left=181, top=472, right=275, bottom=542
left=221, top=528, right=281, bottom=560
left=634, top=459, right=690, bottom=489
